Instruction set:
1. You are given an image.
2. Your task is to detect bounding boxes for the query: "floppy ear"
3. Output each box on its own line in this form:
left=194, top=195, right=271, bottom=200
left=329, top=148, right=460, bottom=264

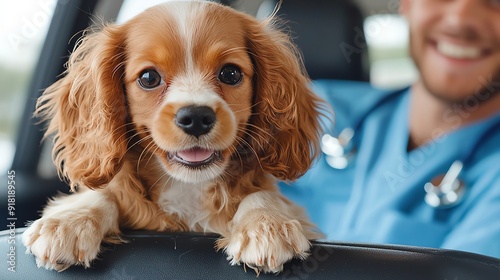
left=245, top=18, right=325, bottom=181
left=36, top=25, right=128, bottom=190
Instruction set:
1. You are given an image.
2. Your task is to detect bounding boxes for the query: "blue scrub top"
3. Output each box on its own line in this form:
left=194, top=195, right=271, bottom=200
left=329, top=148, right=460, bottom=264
left=280, top=80, right=500, bottom=258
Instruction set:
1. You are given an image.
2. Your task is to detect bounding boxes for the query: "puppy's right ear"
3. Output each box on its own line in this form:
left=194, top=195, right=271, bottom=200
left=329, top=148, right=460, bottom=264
left=244, top=17, right=325, bottom=181
left=36, top=25, right=128, bottom=190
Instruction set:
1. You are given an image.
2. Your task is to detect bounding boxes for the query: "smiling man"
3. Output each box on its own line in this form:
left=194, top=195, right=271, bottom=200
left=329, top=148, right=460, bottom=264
left=281, top=0, right=500, bottom=258
left=404, top=0, right=500, bottom=148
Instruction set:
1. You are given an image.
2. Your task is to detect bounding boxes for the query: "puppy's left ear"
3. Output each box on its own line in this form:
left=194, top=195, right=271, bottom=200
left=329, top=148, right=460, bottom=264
left=35, top=25, right=128, bottom=190
left=245, top=18, right=325, bottom=181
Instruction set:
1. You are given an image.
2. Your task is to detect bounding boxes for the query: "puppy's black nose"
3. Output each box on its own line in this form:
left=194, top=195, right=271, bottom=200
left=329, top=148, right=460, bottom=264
left=175, top=106, right=216, bottom=137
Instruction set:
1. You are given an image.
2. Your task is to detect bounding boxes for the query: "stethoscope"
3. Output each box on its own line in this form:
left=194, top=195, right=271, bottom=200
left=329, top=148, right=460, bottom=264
left=321, top=88, right=406, bottom=170
left=423, top=160, right=465, bottom=208
left=320, top=88, right=499, bottom=209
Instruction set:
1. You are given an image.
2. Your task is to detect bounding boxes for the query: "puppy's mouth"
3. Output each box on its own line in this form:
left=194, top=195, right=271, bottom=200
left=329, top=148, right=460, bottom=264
left=168, top=147, right=222, bottom=168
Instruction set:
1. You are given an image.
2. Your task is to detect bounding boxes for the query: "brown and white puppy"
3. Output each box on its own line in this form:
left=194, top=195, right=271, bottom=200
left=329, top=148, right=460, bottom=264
left=23, top=0, right=325, bottom=273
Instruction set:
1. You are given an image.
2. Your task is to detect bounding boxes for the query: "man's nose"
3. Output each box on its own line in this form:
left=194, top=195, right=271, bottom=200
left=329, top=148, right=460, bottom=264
left=443, top=0, right=484, bottom=35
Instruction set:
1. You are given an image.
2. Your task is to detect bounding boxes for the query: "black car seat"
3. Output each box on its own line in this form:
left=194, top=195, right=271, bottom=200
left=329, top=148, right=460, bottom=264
left=258, top=0, right=369, bottom=81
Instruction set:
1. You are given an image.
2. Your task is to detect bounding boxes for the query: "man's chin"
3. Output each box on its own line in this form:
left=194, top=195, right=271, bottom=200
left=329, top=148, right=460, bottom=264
left=420, top=72, right=500, bottom=105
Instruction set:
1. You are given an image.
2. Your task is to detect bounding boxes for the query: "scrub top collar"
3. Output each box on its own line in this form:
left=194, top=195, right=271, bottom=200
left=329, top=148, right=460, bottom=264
left=337, top=87, right=500, bottom=238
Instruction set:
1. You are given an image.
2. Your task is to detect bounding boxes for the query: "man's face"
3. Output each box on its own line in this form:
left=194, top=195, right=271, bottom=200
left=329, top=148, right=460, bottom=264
left=401, top=0, right=500, bottom=102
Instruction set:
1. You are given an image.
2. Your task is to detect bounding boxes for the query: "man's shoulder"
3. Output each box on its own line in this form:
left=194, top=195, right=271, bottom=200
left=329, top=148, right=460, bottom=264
left=312, top=79, right=384, bottom=98
left=311, top=79, right=408, bottom=128
left=471, top=121, right=500, bottom=174
left=311, top=79, right=405, bottom=109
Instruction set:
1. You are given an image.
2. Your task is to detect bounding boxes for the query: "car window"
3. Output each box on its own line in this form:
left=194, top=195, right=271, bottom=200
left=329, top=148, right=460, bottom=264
left=255, top=0, right=416, bottom=89
left=0, top=0, right=57, bottom=173
left=365, top=14, right=417, bottom=89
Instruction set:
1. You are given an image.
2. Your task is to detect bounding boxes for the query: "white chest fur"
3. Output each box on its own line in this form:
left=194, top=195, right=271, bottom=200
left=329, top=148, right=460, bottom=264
left=157, top=179, right=213, bottom=231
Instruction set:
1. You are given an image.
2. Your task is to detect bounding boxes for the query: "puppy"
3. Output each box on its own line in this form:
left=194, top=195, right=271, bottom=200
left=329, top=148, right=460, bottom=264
left=23, top=0, right=325, bottom=273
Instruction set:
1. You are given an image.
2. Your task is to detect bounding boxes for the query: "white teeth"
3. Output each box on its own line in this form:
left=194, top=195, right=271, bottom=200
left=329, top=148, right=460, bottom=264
left=437, top=41, right=482, bottom=59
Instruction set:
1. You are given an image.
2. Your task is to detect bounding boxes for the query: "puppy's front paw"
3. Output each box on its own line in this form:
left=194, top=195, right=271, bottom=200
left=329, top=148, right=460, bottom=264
left=22, top=215, right=105, bottom=271
left=217, top=209, right=311, bottom=274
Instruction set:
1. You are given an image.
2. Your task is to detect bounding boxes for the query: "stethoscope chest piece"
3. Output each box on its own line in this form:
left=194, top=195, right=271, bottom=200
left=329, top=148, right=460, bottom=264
left=424, top=160, right=466, bottom=208
left=321, top=128, right=356, bottom=170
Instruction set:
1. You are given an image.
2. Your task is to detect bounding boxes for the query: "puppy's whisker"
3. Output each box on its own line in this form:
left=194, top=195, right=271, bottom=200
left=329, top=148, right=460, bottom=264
left=113, top=125, right=138, bottom=147
left=227, top=101, right=262, bottom=114
left=137, top=140, right=158, bottom=173
left=127, top=135, right=152, bottom=154
left=112, top=121, right=134, bottom=133
left=242, top=123, right=275, bottom=141
left=124, top=128, right=152, bottom=148
left=220, top=46, right=248, bottom=57
left=157, top=175, right=174, bottom=198
left=148, top=170, right=171, bottom=193
left=227, top=144, right=245, bottom=177
left=232, top=132, right=262, bottom=169
left=146, top=145, right=161, bottom=166
left=224, top=104, right=256, bottom=115
left=138, top=141, right=163, bottom=175
left=238, top=126, right=276, bottom=155
left=237, top=131, right=274, bottom=172
left=113, top=58, right=128, bottom=79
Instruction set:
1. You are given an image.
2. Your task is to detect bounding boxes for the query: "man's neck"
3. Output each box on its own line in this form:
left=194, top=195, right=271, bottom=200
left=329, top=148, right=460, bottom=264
left=408, top=81, right=500, bottom=150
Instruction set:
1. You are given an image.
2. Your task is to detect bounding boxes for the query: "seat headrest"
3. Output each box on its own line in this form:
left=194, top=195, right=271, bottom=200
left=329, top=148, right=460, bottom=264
left=259, top=0, right=369, bottom=81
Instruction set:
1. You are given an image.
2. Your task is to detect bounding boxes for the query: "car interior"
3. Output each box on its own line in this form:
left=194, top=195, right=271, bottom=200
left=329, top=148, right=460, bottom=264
left=1, top=0, right=499, bottom=279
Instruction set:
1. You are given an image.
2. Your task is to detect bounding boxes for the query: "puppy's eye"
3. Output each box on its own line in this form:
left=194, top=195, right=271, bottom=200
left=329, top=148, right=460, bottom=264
left=138, top=69, right=162, bottom=89
left=218, top=65, right=242, bottom=85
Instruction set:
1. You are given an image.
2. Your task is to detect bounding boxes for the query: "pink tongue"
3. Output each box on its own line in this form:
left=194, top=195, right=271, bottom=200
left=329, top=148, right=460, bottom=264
left=177, top=148, right=214, bottom=162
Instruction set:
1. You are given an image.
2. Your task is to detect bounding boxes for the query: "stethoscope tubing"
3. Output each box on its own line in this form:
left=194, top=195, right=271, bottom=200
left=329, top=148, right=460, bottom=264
left=321, top=87, right=500, bottom=209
